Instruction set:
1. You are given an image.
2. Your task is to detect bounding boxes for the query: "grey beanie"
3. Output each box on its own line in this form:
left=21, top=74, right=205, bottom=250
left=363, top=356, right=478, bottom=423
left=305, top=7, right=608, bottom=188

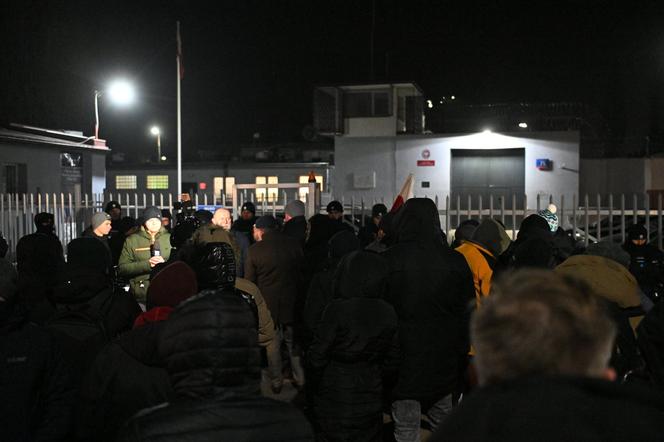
left=142, top=206, right=162, bottom=223
left=285, top=200, right=305, bottom=218
left=91, top=211, right=111, bottom=230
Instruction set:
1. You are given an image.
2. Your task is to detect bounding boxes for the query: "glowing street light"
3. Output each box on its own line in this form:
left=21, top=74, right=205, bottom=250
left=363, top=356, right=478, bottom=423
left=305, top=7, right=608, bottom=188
left=94, top=79, right=136, bottom=139
left=150, top=126, right=162, bottom=162
left=518, top=122, right=528, bottom=129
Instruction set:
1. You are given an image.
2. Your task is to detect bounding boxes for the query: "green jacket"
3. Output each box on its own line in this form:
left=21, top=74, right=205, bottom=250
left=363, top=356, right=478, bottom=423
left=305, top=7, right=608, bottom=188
left=118, top=227, right=171, bottom=303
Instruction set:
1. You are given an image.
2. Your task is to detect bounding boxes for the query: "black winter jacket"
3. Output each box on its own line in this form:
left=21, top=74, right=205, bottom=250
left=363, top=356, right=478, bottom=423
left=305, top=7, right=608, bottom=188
left=308, top=251, right=398, bottom=442
left=383, top=199, right=475, bottom=404
left=118, top=290, right=313, bottom=441
left=76, top=321, right=173, bottom=442
left=431, top=376, right=664, bottom=442
left=0, top=306, right=74, bottom=441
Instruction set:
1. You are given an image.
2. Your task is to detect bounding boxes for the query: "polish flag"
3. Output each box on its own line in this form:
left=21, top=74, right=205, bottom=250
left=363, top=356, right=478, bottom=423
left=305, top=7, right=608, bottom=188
left=390, top=174, right=414, bottom=213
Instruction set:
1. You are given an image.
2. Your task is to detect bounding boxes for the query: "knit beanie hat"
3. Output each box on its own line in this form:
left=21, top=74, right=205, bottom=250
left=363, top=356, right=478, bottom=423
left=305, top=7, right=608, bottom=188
left=91, top=211, right=111, bottom=230
left=142, top=206, right=162, bottom=223
left=285, top=200, right=305, bottom=218
left=537, top=204, right=559, bottom=233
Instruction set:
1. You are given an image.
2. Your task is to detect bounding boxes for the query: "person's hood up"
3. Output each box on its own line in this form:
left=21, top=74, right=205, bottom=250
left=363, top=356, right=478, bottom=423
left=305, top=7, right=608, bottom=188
left=306, top=213, right=337, bottom=249
left=328, top=230, right=360, bottom=261
left=190, top=242, right=236, bottom=292
left=334, top=250, right=388, bottom=300
left=158, top=291, right=261, bottom=399
left=517, top=214, right=552, bottom=240
left=67, top=237, right=110, bottom=275
left=52, top=263, right=110, bottom=303
left=555, top=255, right=640, bottom=309
left=392, top=198, right=444, bottom=247
left=470, top=219, right=511, bottom=257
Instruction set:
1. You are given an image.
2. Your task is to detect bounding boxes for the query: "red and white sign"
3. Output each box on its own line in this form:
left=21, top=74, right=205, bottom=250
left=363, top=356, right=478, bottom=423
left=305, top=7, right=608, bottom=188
left=417, top=160, right=435, bottom=167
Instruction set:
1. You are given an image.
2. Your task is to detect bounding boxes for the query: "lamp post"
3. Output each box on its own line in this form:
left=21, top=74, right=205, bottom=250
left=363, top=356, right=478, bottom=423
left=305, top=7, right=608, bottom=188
left=150, top=126, right=161, bottom=162
left=94, top=80, right=135, bottom=139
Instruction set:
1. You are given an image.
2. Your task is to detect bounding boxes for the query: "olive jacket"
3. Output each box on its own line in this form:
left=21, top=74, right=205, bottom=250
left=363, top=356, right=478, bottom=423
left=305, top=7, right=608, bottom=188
left=118, top=227, right=171, bottom=303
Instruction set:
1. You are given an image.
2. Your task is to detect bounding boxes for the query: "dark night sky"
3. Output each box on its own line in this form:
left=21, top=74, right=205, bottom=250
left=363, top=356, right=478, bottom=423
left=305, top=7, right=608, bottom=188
left=1, top=0, right=664, bottom=159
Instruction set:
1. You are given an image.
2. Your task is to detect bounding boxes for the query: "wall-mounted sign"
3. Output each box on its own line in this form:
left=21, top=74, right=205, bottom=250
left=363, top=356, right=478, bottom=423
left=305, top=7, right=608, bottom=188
left=422, top=149, right=431, bottom=159
left=417, top=160, right=435, bottom=167
left=536, top=159, right=553, bottom=171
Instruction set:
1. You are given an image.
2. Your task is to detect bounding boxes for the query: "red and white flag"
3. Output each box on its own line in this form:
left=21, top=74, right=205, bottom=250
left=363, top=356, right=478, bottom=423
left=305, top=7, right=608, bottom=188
left=390, top=173, right=414, bottom=213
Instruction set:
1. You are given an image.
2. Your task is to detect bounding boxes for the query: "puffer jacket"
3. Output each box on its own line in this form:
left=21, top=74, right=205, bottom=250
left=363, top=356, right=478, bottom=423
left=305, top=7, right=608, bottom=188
left=118, top=227, right=171, bottom=303
left=191, top=224, right=244, bottom=275
left=117, top=290, right=313, bottom=442
left=308, top=251, right=399, bottom=442
left=383, top=198, right=475, bottom=404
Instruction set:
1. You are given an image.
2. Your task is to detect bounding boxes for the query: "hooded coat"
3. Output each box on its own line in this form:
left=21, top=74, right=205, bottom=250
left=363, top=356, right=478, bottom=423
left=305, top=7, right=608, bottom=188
left=503, top=214, right=558, bottom=269
left=118, top=291, right=313, bottom=442
left=308, top=251, right=399, bottom=442
left=303, top=229, right=360, bottom=346
left=455, top=219, right=510, bottom=307
left=382, top=199, right=475, bottom=404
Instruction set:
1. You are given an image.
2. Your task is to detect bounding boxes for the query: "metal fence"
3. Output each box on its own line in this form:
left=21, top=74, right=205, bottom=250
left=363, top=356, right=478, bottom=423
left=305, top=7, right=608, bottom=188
left=2, top=191, right=663, bottom=261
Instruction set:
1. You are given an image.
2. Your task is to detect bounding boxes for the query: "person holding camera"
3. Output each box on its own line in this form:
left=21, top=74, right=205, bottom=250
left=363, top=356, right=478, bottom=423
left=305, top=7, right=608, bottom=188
left=118, top=207, right=172, bottom=307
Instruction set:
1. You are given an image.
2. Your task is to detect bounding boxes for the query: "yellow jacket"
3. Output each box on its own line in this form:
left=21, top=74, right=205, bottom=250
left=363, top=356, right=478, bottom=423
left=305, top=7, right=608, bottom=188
left=456, top=241, right=495, bottom=309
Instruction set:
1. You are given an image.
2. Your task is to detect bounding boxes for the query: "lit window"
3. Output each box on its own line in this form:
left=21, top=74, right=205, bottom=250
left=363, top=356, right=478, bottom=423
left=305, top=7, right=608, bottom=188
left=116, top=175, right=137, bottom=190
left=146, top=175, right=169, bottom=190
left=255, top=176, right=279, bottom=202
left=299, top=175, right=324, bottom=200
left=214, top=177, right=236, bottom=204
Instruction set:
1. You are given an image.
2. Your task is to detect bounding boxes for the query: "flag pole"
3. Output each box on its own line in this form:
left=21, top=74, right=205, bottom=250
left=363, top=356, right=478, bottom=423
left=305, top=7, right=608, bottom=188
left=176, top=21, right=183, bottom=197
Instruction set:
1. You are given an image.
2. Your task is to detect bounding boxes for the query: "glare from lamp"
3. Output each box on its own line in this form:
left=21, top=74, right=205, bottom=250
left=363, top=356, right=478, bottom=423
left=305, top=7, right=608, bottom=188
left=483, top=129, right=492, bottom=134
left=427, top=100, right=433, bottom=109
left=451, top=95, right=456, bottom=100
left=160, top=155, right=167, bottom=161
left=518, top=122, right=528, bottom=128
left=107, top=80, right=135, bottom=106
left=150, top=126, right=160, bottom=136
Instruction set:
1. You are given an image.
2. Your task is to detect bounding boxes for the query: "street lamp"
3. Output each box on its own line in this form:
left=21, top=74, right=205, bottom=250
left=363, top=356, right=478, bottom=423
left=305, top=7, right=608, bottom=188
left=150, top=126, right=162, bottom=162
left=94, top=79, right=135, bottom=139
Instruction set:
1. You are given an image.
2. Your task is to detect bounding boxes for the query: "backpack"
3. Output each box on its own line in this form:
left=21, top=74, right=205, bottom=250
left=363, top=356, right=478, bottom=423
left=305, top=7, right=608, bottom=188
left=46, top=291, right=115, bottom=379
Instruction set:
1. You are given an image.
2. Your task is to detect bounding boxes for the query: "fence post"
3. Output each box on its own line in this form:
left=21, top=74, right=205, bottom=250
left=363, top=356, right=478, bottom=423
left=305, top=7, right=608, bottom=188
left=658, top=193, right=663, bottom=250
left=560, top=194, right=565, bottom=230
left=621, top=194, right=626, bottom=243
left=608, top=194, right=613, bottom=242
left=596, top=193, right=601, bottom=241
left=478, top=194, right=483, bottom=221
left=511, top=193, right=517, bottom=240
left=645, top=192, right=651, bottom=243
left=456, top=195, right=461, bottom=228
left=361, top=199, right=365, bottom=227
left=306, top=182, right=318, bottom=218
left=633, top=193, right=638, bottom=225
left=584, top=194, right=590, bottom=247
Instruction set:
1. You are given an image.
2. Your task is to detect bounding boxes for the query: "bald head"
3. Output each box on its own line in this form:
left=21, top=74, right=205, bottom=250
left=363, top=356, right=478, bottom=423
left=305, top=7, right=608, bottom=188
left=212, top=208, right=232, bottom=230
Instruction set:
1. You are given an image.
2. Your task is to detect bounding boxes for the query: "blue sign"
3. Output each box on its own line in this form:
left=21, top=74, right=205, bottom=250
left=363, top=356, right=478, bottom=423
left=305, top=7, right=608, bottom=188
left=196, top=205, right=224, bottom=212
left=536, top=159, right=553, bottom=171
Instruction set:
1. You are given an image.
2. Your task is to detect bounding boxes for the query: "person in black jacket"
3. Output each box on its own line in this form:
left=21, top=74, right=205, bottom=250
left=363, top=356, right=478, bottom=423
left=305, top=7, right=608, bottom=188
left=15, top=212, right=65, bottom=323
left=49, top=238, right=141, bottom=385
left=0, top=257, right=74, bottom=441
left=308, top=251, right=399, bottom=442
left=431, top=270, right=664, bottom=442
left=117, top=247, right=313, bottom=442
left=382, top=198, right=475, bottom=442
left=623, top=223, right=664, bottom=302
left=283, top=200, right=308, bottom=247
left=303, top=229, right=360, bottom=348
left=75, top=261, right=199, bottom=442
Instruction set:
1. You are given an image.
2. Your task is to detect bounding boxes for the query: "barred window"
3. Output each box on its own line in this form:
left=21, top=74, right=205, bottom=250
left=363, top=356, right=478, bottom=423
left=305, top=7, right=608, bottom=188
left=146, top=175, right=169, bottom=190
left=116, top=175, right=137, bottom=190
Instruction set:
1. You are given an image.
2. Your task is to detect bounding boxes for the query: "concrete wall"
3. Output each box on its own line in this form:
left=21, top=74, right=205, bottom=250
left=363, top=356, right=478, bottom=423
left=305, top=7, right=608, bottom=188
left=334, top=131, right=580, bottom=210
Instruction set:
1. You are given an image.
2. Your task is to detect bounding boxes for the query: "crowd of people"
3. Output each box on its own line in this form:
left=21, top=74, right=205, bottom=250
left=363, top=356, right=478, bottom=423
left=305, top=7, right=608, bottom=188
left=1, top=197, right=664, bottom=441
